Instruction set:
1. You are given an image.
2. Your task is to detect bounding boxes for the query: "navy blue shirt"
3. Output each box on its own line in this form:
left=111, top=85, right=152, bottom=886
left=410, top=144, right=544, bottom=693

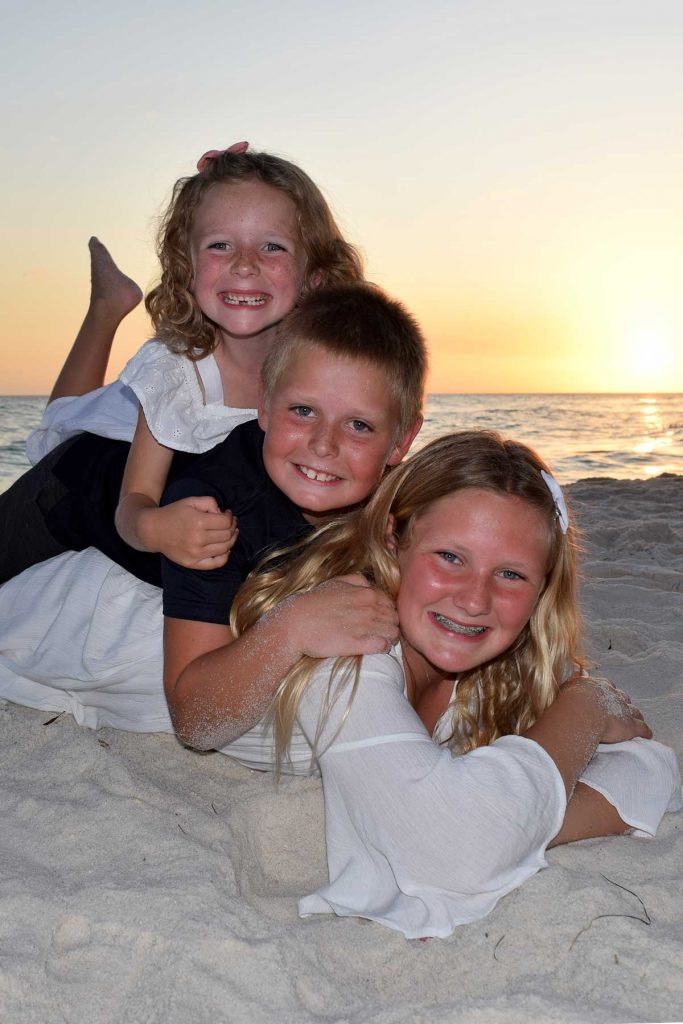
left=45, top=421, right=312, bottom=622
left=160, top=420, right=311, bottom=624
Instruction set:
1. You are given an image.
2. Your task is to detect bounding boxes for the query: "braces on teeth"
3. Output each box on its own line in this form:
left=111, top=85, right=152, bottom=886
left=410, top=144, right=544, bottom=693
left=434, top=613, right=486, bottom=636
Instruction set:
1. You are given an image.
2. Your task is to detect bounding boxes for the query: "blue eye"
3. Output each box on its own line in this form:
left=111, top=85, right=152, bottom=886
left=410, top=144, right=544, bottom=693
left=351, top=420, right=372, bottom=433
left=500, top=569, right=524, bottom=581
left=437, top=551, right=461, bottom=564
left=208, top=241, right=230, bottom=251
left=264, top=242, right=286, bottom=252
left=291, top=405, right=314, bottom=417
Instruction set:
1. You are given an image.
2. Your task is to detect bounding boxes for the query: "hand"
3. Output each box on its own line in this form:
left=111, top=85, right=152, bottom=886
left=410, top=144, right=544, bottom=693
left=570, top=675, right=653, bottom=744
left=143, top=496, right=238, bottom=569
left=285, top=573, right=399, bottom=659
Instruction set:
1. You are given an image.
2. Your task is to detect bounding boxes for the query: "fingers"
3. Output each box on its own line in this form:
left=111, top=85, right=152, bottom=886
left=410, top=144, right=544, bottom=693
left=296, top=577, right=399, bottom=659
left=183, top=495, right=224, bottom=515
left=585, top=675, right=654, bottom=743
left=353, top=634, right=396, bottom=656
left=315, top=578, right=398, bottom=631
left=188, top=509, right=237, bottom=539
left=343, top=605, right=399, bottom=648
left=192, top=553, right=231, bottom=570
left=333, top=573, right=372, bottom=588
left=176, top=515, right=239, bottom=567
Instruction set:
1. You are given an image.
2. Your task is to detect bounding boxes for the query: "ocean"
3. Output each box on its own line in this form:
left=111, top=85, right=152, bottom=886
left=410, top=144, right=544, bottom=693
left=1, top=392, right=682, bottom=494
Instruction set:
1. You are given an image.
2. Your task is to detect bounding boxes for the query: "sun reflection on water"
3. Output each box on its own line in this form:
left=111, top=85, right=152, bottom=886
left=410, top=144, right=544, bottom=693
left=638, top=396, right=665, bottom=436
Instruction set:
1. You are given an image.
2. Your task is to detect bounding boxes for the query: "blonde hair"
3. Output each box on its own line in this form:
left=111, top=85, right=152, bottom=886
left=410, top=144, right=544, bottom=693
left=145, top=149, right=364, bottom=359
left=231, top=431, right=583, bottom=763
left=261, top=283, right=427, bottom=434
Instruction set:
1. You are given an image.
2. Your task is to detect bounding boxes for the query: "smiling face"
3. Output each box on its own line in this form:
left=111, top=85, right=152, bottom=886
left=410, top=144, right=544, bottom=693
left=259, top=346, right=419, bottom=523
left=396, top=488, right=551, bottom=686
left=190, top=179, right=308, bottom=344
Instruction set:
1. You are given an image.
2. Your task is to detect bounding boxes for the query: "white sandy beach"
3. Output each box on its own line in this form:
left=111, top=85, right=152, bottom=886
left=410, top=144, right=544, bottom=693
left=1, top=473, right=682, bottom=1024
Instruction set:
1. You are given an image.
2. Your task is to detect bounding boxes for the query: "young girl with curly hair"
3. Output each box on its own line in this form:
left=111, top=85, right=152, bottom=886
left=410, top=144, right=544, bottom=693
left=1, top=142, right=363, bottom=580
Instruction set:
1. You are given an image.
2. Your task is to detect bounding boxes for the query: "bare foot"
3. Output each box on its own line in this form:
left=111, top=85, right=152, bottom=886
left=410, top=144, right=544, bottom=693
left=88, top=237, right=143, bottom=318
left=46, top=238, right=144, bottom=403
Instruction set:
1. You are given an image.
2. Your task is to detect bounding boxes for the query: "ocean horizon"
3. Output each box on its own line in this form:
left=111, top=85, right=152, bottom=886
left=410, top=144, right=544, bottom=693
left=1, top=392, right=682, bottom=494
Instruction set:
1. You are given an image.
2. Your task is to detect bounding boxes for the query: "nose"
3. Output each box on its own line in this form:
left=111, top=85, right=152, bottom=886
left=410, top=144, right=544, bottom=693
left=308, top=421, right=339, bottom=458
left=456, top=572, right=491, bottom=617
left=230, top=246, right=258, bottom=276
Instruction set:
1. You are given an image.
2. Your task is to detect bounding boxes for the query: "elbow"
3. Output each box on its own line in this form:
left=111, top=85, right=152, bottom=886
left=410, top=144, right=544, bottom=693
left=174, top=722, right=215, bottom=752
left=168, top=696, right=243, bottom=752
left=168, top=702, right=218, bottom=751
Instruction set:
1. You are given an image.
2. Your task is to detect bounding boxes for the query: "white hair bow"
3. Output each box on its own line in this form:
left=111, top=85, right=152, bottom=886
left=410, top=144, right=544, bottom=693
left=540, top=470, right=568, bottom=534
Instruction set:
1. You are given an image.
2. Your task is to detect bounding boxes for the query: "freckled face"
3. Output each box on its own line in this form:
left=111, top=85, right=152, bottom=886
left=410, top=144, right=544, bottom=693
left=396, top=488, right=551, bottom=683
left=190, top=180, right=307, bottom=343
left=259, top=347, right=418, bottom=523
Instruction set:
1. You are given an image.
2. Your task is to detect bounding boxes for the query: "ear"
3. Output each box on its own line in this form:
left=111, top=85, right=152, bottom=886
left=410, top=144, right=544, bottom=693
left=386, top=416, right=423, bottom=467
left=308, top=269, right=323, bottom=290
left=385, top=513, right=398, bottom=555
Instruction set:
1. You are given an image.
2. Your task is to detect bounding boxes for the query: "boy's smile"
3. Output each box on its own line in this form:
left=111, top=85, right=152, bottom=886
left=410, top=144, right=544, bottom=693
left=259, top=347, right=418, bottom=523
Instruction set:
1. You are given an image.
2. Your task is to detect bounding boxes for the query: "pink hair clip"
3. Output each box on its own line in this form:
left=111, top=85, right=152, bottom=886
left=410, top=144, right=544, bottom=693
left=196, top=141, right=249, bottom=173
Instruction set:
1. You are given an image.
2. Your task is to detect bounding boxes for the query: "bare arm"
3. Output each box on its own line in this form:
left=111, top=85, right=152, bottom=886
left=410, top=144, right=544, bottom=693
left=548, top=783, right=629, bottom=846
left=115, top=409, right=237, bottom=567
left=523, top=677, right=653, bottom=845
left=115, top=409, right=174, bottom=549
left=163, top=575, right=400, bottom=751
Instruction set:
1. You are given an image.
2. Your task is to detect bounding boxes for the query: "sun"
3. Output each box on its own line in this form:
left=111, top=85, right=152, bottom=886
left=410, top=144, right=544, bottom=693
left=624, top=328, right=674, bottom=379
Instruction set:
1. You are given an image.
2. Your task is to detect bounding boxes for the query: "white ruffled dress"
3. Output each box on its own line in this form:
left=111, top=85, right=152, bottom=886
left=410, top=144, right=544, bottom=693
left=26, top=339, right=255, bottom=461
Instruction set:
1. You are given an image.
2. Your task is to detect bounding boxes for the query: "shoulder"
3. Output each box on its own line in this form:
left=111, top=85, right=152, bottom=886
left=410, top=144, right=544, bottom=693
left=119, top=342, right=255, bottom=453
left=167, top=420, right=264, bottom=500
left=118, top=340, right=198, bottom=447
left=119, top=338, right=180, bottom=383
left=363, top=649, right=405, bottom=679
left=309, top=649, right=405, bottom=690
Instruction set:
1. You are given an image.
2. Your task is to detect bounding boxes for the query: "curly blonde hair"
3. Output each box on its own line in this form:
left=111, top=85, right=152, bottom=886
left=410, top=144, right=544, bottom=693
left=145, top=149, right=364, bottom=359
left=231, top=431, right=584, bottom=764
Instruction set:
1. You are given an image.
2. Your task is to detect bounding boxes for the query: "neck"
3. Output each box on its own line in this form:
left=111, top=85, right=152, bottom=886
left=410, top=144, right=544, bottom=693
left=213, top=326, right=279, bottom=408
left=400, top=642, right=447, bottom=699
left=400, top=640, right=456, bottom=733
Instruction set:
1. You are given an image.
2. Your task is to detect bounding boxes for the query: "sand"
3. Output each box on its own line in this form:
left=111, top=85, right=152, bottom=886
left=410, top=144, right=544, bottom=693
left=1, top=474, right=682, bottom=1024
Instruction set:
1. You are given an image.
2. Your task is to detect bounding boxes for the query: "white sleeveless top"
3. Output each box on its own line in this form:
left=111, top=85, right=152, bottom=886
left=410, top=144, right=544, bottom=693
left=26, top=339, right=256, bottom=463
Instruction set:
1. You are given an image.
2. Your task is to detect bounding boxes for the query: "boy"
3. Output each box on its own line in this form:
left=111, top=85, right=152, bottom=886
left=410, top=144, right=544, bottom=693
left=157, top=283, right=425, bottom=627
left=155, top=283, right=426, bottom=753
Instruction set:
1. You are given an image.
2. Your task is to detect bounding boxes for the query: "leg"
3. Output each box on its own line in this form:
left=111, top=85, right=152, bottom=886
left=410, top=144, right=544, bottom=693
left=0, top=439, right=80, bottom=583
left=48, top=238, right=143, bottom=404
left=0, top=432, right=138, bottom=586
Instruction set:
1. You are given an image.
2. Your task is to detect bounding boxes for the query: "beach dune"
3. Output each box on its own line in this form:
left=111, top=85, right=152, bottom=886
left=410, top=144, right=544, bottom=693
left=1, top=474, right=682, bottom=1024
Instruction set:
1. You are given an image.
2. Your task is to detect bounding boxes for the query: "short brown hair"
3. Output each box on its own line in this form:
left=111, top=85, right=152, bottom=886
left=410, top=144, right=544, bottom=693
left=261, top=284, right=427, bottom=433
left=146, top=150, right=364, bottom=359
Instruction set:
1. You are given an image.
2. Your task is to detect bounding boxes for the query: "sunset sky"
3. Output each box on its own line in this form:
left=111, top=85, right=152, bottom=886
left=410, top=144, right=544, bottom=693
left=3, top=0, right=682, bottom=394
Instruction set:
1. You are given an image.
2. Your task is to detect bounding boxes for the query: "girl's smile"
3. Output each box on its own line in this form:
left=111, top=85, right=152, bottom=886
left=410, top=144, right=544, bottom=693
left=396, top=488, right=551, bottom=693
left=190, top=180, right=308, bottom=344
